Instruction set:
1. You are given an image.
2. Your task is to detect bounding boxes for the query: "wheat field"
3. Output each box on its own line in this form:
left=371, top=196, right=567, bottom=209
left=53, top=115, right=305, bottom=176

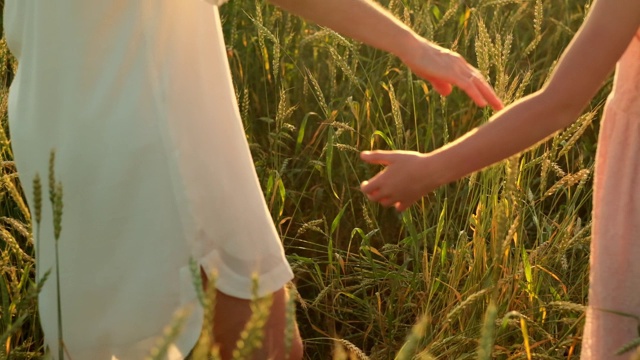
left=0, top=0, right=631, bottom=359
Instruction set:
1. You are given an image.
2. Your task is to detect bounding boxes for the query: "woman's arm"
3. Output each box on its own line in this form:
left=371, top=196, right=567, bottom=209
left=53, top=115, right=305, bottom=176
left=268, top=0, right=503, bottom=110
left=361, top=0, right=640, bottom=211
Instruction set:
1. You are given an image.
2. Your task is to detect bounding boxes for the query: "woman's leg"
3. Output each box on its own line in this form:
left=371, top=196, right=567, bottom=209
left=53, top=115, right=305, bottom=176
left=197, top=268, right=303, bottom=360
left=212, top=288, right=303, bottom=360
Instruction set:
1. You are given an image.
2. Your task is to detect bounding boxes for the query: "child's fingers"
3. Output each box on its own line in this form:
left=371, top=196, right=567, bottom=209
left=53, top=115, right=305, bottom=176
left=364, top=191, right=381, bottom=202
left=379, top=197, right=399, bottom=208
left=361, top=178, right=396, bottom=203
left=367, top=188, right=389, bottom=202
left=360, top=151, right=394, bottom=165
left=360, top=180, right=375, bottom=193
left=361, top=181, right=385, bottom=201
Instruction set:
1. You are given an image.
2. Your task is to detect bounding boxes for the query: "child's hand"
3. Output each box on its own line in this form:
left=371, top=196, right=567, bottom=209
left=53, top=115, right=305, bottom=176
left=360, top=150, right=441, bottom=212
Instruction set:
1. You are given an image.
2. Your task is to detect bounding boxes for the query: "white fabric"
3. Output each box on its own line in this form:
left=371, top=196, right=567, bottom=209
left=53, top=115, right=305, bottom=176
left=4, top=0, right=293, bottom=358
left=203, top=0, right=230, bottom=6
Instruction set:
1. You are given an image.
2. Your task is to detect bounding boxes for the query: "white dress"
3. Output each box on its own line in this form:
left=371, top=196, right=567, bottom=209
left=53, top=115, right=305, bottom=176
left=4, top=0, right=293, bottom=358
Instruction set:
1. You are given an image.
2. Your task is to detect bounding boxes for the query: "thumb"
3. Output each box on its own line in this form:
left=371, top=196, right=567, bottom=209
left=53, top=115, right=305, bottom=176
left=360, top=150, right=395, bottom=165
left=430, top=79, right=453, bottom=96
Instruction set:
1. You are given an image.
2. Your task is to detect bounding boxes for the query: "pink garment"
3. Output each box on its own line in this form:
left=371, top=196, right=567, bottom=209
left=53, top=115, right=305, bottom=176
left=581, top=28, right=640, bottom=359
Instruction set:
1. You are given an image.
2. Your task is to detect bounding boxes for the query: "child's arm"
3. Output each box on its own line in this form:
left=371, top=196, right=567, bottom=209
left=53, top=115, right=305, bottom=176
left=361, top=0, right=640, bottom=211
left=267, top=0, right=502, bottom=110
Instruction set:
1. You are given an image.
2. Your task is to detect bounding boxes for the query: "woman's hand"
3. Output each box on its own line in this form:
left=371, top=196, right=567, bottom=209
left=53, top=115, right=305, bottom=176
left=268, top=0, right=503, bottom=110
left=360, top=150, right=444, bottom=212
left=399, top=38, right=503, bottom=110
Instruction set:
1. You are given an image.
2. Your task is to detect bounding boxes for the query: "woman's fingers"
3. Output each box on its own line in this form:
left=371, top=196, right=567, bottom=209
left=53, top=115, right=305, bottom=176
left=454, top=71, right=488, bottom=107
left=406, top=43, right=503, bottom=109
left=438, top=54, right=503, bottom=110
left=456, top=66, right=503, bottom=110
left=475, top=75, right=504, bottom=110
left=425, top=76, right=453, bottom=96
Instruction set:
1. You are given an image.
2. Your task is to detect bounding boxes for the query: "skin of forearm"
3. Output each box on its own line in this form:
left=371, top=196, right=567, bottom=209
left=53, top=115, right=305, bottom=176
left=424, top=0, right=640, bottom=187
left=430, top=89, right=585, bottom=185
left=267, top=0, right=421, bottom=60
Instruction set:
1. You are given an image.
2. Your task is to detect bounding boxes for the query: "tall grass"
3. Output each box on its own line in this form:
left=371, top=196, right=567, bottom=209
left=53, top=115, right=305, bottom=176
left=0, top=34, right=43, bottom=359
left=221, top=0, right=601, bottom=358
left=0, top=0, right=610, bottom=358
